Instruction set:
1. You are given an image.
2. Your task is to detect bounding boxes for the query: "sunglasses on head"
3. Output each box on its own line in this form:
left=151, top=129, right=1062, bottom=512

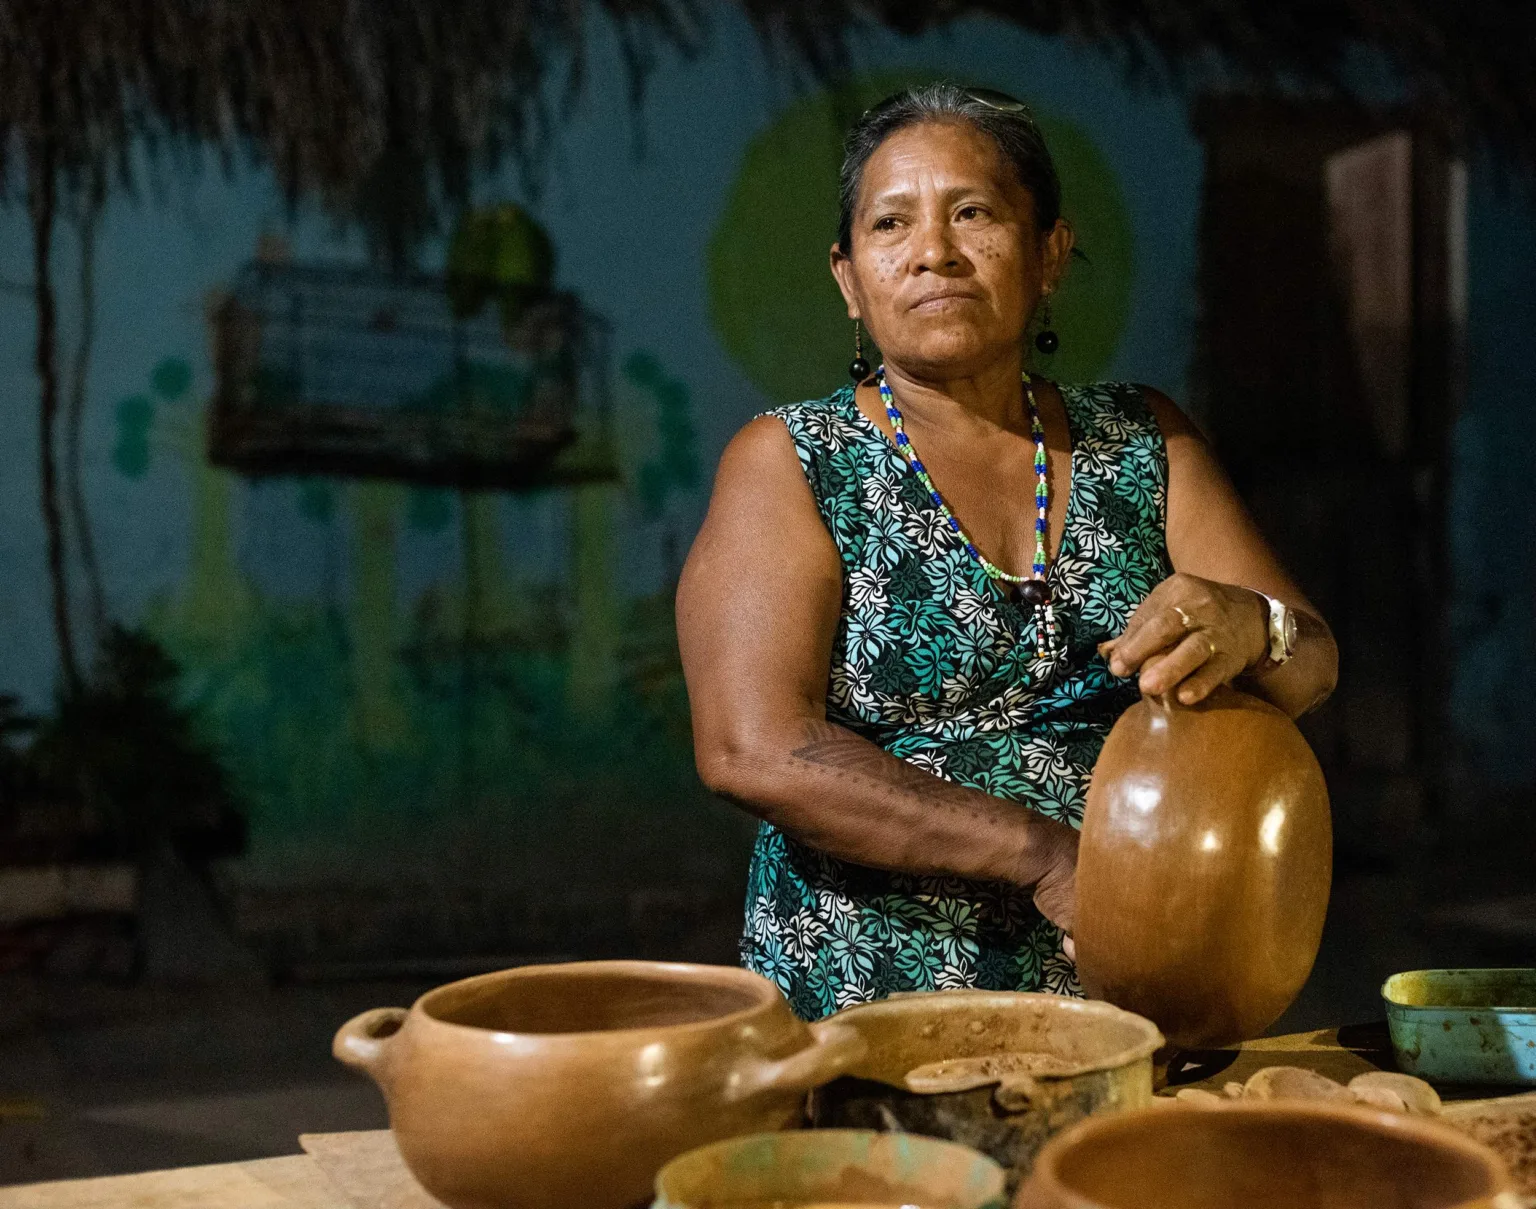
left=864, top=86, right=1032, bottom=119
left=962, top=87, right=1029, bottom=112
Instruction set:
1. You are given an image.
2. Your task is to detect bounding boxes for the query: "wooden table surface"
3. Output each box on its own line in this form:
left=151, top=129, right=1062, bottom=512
left=3, top=1026, right=1528, bottom=1208
left=1164, top=1021, right=1401, bottom=1096
left=0, top=1130, right=445, bottom=1209
left=0, top=1153, right=352, bottom=1209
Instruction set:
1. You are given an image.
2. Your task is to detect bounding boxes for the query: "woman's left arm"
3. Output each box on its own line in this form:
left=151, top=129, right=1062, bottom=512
left=1101, top=389, right=1338, bottom=719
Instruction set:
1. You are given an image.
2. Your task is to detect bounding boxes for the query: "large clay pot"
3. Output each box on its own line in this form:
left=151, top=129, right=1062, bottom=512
left=810, top=990, right=1162, bottom=1189
left=1074, top=687, right=1331, bottom=1048
left=333, top=960, right=865, bottom=1209
left=1013, top=1101, right=1514, bottom=1209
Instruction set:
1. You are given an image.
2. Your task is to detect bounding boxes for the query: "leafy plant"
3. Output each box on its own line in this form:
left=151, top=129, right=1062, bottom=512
left=27, top=626, right=245, bottom=861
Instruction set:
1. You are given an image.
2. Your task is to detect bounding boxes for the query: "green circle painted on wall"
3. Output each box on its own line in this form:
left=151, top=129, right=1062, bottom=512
left=707, top=73, right=1136, bottom=402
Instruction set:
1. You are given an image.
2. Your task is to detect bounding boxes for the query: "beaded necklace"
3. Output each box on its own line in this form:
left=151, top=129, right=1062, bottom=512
left=875, top=365, right=1061, bottom=659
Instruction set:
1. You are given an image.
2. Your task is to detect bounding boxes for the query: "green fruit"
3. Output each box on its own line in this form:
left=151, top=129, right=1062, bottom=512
left=445, top=204, right=556, bottom=321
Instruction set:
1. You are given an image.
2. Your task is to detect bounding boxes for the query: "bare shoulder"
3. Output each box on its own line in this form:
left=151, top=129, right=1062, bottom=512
left=691, top=413, right=833, bottom=565
left=680, top=413, right=840, bottom=629
left=713, top=414, right=804, bottom=489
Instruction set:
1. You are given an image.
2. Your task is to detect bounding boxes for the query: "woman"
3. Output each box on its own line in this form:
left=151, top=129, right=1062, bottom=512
left=677, top=83, right=1338, bottom=1020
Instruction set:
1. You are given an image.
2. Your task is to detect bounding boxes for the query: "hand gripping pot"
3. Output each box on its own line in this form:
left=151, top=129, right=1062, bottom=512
left=333, top=960, right=865, bottom=1209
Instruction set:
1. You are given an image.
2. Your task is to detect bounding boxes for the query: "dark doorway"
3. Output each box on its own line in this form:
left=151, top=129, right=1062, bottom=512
left=1191, top=97, right=1465, bottom=866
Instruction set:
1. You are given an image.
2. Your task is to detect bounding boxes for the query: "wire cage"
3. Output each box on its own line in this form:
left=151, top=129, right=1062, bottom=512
left=208, top=262, right=615, bottom=490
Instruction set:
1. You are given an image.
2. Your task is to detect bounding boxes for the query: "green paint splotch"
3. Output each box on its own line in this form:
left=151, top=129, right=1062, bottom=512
left=707, top=72, right=1136, bottom=400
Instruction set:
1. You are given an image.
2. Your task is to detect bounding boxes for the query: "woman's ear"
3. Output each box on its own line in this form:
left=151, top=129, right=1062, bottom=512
left=829, top=242, right=860, bottom=320
left=1042, top=218, right=1076, bottom=292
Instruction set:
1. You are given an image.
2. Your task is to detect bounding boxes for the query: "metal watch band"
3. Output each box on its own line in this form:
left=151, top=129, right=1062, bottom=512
left=1265, top=593, right=1294, bottom=665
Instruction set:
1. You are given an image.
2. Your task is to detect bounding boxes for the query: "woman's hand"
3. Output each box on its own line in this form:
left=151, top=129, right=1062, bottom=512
left=1025, top=819, right=1078, bottom=938
left=1100, top=572, right=1269, bottom=705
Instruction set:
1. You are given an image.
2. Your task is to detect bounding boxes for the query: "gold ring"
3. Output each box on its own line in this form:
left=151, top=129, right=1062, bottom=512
left=1172, top=605, right=1193, bottom=629
left=1205, top=637, right=1217, bottom=659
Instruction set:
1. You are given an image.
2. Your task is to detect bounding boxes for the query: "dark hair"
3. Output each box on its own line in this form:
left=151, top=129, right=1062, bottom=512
left=837, top=82, right=1062, bottom=254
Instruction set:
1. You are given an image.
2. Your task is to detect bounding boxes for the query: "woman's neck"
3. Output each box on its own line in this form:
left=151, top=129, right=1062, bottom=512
left=878, top=352, right=1027, bottom=435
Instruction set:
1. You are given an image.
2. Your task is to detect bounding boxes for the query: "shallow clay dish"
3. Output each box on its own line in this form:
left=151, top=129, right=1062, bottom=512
left=1075, top=687, right=1332, bottom=1048
left=653, top=1128, right=1007, bottom=1209
left=334, top=960, right=864, bottom=1209
left=1383, top=969, right=1536, bottom=1086
left=1014, top=1101, right=1516, bottom=1209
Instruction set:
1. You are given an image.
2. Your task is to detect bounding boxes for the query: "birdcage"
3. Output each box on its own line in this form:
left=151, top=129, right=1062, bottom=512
left=208, top=262, right=614, bottom=489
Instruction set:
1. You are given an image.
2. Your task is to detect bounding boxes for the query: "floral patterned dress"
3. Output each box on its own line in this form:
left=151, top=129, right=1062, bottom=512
left=740, top=381, right=1173, bottom=1020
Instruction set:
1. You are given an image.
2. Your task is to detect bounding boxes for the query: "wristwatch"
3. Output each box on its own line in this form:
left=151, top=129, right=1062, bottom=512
left=1256, top=592, right=1297, bottom=667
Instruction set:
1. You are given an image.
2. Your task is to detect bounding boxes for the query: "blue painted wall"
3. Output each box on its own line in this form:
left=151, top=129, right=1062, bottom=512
left=0, top=10, right=1530, bottom=894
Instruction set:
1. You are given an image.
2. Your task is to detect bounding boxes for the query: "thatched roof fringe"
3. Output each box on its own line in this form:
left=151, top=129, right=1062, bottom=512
left=0, top=0, right=1530, bottom=221
left=0, top=0, right=709, bottom=213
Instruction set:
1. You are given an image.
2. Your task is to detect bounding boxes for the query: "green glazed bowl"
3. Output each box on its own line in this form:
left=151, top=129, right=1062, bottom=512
left=652, top=1128, right=1007, bottom=1209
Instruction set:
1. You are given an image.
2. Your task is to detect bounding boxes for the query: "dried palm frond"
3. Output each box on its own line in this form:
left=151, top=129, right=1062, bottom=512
left=0, top=0, right=709, bottom=211
left=1, top=0, right=1531, bottom=216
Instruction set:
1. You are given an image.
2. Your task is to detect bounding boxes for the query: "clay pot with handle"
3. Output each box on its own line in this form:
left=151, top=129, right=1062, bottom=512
left=333, top=960, right=865, bottom=1209
left=1074, top=686, right=1332, bottom=1049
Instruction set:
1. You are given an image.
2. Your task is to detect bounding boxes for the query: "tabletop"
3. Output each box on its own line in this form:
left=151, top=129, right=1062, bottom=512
left=4, top=1026, right=1529, bottom=1208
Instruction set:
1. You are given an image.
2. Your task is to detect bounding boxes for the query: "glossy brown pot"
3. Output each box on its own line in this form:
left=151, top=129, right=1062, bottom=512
left=1074, top=687, right=1332, bottom=1048
left=333, top=960, right=864, bottom=1209
left=1013, top=1102, right=1515, bottom=1209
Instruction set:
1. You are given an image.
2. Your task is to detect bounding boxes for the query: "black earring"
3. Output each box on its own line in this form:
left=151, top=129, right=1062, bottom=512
left=849, top=319, right=871, bottom=383
left=1035, top=296, right=1059, bottom=355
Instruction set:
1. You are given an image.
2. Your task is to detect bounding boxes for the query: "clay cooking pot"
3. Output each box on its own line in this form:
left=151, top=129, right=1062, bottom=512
left=1074, top=686, right=1332, bottom=1048
left=333, top=960, right=864, bottom=1209
left=811, top=990, right=1162, bottom=1186
left=1013, top=1101, right=1514, bottom=1209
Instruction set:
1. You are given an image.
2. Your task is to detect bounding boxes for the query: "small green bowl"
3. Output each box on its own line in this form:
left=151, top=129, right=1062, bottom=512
left=652, top=1129, right=1008, bottom=1209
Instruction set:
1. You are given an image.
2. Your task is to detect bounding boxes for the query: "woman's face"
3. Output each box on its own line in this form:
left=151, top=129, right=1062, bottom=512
left=831, top=119, right=1073, bottom=380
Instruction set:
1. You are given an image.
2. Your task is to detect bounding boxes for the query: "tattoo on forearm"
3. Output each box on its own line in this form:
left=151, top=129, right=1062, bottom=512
left=769, top=718, right=1064, bottom=884
left=789, top=719, right=988, bottom=816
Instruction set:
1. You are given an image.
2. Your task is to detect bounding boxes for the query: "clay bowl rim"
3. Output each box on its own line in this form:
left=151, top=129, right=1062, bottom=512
left=832, top=988, right=1165, bottom=1077
left=1381, top=967, right=1536, bottom=1012
left=410, top=959, right=788, bottom=1044
left=654, top=1127, right=1009, bottom=1209
left=1026, top=1099, right=1514, bottom=1209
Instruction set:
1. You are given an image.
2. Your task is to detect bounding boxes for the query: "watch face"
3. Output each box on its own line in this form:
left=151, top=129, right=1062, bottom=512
left=1282, top=609, right=1298, bottom=652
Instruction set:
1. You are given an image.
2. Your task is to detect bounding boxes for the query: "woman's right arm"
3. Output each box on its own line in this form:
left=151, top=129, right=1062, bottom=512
left=675, top=417, right=1079, bottom=931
